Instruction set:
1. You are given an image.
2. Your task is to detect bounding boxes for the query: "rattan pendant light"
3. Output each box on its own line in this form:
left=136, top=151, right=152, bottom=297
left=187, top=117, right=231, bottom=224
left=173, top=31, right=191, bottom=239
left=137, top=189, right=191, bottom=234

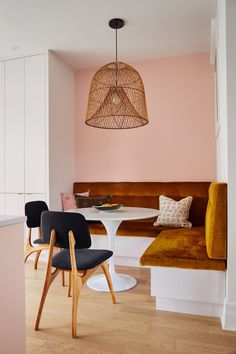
left=85, top=18, right=149, bottom=129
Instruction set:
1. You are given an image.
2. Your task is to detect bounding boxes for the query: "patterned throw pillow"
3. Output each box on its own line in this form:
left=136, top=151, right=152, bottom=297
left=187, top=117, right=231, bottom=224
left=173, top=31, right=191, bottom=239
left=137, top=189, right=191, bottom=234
left=75, top=195, right=112, bottom=208
left=154, top=195, right=193, bottom=228
left=61, top=191, right=89, bottom=211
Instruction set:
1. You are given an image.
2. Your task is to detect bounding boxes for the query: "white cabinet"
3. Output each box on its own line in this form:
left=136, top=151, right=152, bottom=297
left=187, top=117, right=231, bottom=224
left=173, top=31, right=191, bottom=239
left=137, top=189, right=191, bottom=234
left=25, top=55, right=46, bottom=194
left=5, top=59, right=25, bottom=193
left=4, top=194, right=46, bottom=217
left=0, top=62, right=4, bottom=193
left=5, top=194, right=25, bottom=215
left=0, top=51, right=75, bottom=216
left=48, top=54, right=76, bottom=209
left=0, top=194, right=5, bottom=214
left=24, top=193, right=46, bottom=204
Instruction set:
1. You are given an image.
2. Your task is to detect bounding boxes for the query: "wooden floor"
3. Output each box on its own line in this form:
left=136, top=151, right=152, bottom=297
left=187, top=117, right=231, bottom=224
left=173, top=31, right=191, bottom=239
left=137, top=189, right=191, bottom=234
left=26, top=262, right=236, bottom=354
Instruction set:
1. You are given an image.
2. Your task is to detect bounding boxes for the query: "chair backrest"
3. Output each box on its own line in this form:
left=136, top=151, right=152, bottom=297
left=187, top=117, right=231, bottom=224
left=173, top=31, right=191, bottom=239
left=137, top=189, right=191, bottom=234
left=25, top=201, right=49, bottom=228
left=41, top=211, right=91, bottom=249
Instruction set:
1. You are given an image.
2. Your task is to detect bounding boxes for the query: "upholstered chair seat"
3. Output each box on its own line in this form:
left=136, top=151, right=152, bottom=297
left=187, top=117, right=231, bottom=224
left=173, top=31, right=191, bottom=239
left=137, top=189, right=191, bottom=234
left=52, top=248, right=113, bottom=270
left=33, top=238, right=48, bottom=245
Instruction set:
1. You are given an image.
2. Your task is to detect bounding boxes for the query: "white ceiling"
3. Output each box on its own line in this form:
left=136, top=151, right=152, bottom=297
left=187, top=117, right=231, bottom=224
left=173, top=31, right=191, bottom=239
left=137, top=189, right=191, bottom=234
left=0, top=0, right=217, bottom=70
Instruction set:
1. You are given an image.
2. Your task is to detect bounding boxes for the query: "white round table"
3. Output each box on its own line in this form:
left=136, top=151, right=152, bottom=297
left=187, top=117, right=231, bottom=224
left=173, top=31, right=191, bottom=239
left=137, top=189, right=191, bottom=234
left=67, top=206, right=159, bottom=292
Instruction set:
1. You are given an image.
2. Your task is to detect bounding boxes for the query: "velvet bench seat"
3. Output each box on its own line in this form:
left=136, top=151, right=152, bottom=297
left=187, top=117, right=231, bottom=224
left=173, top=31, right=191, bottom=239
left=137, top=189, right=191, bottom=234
left=140, top=182, right=227, bottom=271
left=140, top=182, right=227, bottom=317
left=140, top=227, right=226, bottom=271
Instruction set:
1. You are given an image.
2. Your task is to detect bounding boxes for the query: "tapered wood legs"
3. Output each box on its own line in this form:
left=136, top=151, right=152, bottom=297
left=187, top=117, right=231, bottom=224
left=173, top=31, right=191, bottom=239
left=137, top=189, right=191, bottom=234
left=25, top=227, right=49, bottom=269
left=69, top=231, right=80, bottom=337
left=61, top=271, right=65, bottom=286
left=69, top=262, right=116, bottom=338
left=71, top=272, right=83, bottom=338
left=35, top=230, right=116, bottom=338
left=69, top=230, right=116, bottom=338
left=35, top=230, right=58, bottom=331
left=34, top=250, right=42, bottom=270
left=35, top=268, right=60, bottom=330
left=68, top=271, right=72, bottom=297
left=25, top=246, right=48, bottom=265
left=101, top=262, right=116, bottom=304
left=25, top=228, right=35, bottom=263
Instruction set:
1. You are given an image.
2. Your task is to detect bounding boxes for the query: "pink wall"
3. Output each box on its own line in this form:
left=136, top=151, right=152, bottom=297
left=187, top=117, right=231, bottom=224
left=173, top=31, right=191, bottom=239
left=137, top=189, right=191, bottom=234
left=75, top=53, right=216, bottom=182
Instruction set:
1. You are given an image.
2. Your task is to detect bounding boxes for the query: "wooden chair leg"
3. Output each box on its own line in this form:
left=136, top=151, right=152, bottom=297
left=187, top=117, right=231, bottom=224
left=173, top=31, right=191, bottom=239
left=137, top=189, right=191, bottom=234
left=69, top=231, right=83, bottom=338
left=34, top=250, right=41, bottom=270
left=71, top=272, right=83, bottom=338
left=35, top=230, right=58, bottom=331
left=25, top=228, right=34, bottom=263
left=68, top=271, right=72, bottom=297
left=101, top=262, right=116, bottom=304
left=35, top=268, right=60, bottom=330
left=24, top=248, right=35, bottom=263
left=61, top=271, right=65, bottom=286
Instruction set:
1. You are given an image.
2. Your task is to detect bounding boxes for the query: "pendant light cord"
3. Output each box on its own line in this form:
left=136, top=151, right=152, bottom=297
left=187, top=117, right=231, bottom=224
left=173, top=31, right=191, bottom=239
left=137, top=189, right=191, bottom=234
left=116, top=28, right=118, bottom=63
left=115, top=28, right=118, bottom=86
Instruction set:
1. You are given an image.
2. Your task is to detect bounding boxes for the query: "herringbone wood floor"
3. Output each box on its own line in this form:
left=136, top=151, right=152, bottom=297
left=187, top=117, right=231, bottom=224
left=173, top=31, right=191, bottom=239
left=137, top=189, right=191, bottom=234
left=26, top=262, right=236, bottom=354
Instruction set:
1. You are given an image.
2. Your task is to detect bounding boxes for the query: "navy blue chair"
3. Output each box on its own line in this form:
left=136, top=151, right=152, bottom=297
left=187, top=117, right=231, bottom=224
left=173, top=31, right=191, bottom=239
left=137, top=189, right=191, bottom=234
left=24, top=201, right=49, bottom=270
left=35, top=211, right=116, bottom=338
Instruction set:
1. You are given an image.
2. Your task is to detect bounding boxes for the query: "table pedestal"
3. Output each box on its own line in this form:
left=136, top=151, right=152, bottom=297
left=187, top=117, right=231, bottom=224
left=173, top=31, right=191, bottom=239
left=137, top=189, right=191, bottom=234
left=87, top=272, right=137, bottom=292
left=87, top=219, right=137, bottom=292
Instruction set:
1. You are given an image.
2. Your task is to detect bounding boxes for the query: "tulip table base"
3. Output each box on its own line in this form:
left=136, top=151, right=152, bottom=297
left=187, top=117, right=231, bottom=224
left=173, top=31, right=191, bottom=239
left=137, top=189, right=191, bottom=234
left=87, top=272, right=137, bottom=292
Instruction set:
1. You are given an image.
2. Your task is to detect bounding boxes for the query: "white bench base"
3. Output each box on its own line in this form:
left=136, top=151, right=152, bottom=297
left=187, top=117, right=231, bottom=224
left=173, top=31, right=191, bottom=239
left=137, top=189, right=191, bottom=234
left=151, top=267, right=225, bottom=317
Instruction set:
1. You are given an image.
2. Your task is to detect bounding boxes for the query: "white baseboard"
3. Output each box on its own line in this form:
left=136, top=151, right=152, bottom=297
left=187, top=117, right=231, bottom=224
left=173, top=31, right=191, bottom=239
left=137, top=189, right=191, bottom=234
left=221, top=300, right=236, bottom=330
left=157, top=297, right=223, bottom=317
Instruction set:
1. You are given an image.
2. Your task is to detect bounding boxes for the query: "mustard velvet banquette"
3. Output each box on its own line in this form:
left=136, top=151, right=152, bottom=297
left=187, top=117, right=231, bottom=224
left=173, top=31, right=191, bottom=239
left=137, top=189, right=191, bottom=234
left=73, top=182, right=227, bottom=271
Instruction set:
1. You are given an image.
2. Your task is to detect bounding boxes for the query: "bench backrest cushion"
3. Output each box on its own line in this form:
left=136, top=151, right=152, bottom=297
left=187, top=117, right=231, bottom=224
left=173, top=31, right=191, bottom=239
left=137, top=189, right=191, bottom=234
left=205, top=182, right=227, bottom=259
left=73, top=182, right=210, bottom=226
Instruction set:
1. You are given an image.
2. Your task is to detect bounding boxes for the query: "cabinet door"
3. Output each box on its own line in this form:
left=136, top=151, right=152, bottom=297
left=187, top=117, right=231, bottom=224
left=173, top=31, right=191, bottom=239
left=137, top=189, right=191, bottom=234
left=5, top=59, right=25, bottom=193
left=0, top=193, right=5, bottom=214
left=0, top=62, right=4, bottom=193
left=25, top=55, right=46, bottom=194
left=24, top=193, right=46, bottom=204
left=5, top=193, right=25, bottom=215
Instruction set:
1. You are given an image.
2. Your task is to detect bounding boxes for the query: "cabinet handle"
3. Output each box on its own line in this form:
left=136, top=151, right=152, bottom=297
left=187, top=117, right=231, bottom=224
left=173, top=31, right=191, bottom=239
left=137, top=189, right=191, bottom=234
left=26, top=193, right=33, bottom=195
left=17, top=193, right=24, bottom=195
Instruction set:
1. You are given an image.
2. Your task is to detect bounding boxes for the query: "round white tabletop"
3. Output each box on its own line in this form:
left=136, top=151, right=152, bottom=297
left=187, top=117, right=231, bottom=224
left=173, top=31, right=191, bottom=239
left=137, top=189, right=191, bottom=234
left=67, top=207, right=159, bottom=292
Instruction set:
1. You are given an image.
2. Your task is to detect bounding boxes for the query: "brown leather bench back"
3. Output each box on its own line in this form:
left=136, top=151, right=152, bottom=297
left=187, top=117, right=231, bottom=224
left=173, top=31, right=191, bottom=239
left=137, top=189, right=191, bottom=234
left=73, top=182, right=210, bottom=226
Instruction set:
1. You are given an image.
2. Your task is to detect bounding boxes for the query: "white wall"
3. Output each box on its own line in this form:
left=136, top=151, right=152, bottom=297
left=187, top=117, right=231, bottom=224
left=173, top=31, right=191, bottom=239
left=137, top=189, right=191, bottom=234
left=216, top=0, right=236, bottom=330
left=216, top=0, right=228, bottom=181
left=48, top=53, right=76, bottom=210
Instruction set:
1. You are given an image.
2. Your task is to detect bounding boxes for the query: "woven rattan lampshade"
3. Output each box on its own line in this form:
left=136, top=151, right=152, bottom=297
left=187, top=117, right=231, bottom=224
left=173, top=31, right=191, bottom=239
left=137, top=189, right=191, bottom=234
left=85, top=18, right=148, bottom=129
left=86, top=61, right=148, bottom=129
